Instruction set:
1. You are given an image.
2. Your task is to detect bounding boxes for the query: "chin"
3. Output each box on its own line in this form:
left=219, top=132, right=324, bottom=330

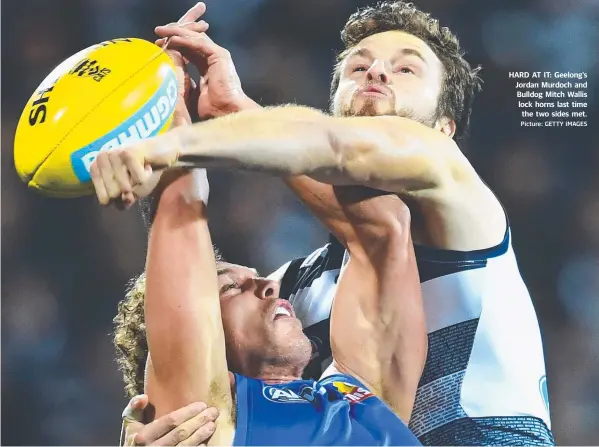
left=341, top=98, right=396, bottom=118
left=277, top=323, right=312, bottom=357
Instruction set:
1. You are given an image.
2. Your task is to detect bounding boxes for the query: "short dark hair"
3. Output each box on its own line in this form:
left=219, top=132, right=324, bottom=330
left=330, top=1, right=482, bottom=141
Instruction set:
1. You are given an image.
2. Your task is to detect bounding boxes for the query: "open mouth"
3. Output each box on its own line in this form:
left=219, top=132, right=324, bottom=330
left=273, top=300, right=294, bottom=320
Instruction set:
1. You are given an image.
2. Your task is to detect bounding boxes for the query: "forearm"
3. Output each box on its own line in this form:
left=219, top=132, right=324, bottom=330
left=331, top=190, right=426, bottom=421
left=355, top=221, right=426, bottom=421
left=173, top=105, right=342, bottom=177
left=144, top=177, right=231, bottom=418
left=163, top=105, right=454, bottom=193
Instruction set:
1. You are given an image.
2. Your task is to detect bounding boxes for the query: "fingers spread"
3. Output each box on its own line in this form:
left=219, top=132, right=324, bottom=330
left=165, top=34, right=227, bottom=74
left=155, top=22, right=210, bottom=40
left=178, top=1, right=206, bottom=24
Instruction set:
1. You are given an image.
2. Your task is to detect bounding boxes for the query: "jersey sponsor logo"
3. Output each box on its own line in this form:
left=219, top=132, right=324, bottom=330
left=70, top=69, right=177, bottom=182
left=539, top=375, right=550, bottom=413
left=332, top=381, right=373, bottom=404
left=262, top=385, right=313, bottom=404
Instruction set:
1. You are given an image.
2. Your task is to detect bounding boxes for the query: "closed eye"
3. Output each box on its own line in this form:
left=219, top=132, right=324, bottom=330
left=221, top=283, right=240, bottom=294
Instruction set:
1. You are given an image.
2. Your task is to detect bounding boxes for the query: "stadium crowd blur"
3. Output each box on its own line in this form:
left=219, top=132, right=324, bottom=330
left=2, top=0, right=598, bottom=444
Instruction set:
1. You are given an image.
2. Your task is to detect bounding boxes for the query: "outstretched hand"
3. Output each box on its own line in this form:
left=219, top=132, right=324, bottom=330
left=160, top=2, right=210, bottom=126
left=155, top=2, right=259, bottom=119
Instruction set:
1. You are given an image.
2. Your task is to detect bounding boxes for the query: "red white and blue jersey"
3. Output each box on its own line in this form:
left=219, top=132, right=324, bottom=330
left=232, top=373, right=421, bottom=446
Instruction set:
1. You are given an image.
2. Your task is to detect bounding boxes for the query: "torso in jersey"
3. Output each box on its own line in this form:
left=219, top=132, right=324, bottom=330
left=271, top=228, right=555, bottom=446
left=232, top=373, right=421, bottom=446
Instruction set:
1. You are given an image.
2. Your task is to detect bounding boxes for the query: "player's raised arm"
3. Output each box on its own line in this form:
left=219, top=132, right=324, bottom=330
left=325, top=187, right=427, bottom=423
left=141, top=170, right=234, bottom=444
left=114, top=104, right=504, bottom=249
left=136, top=106, right=465, bottom=192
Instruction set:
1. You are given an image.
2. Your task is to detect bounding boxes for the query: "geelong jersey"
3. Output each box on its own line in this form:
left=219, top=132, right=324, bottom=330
left=233, top=372, right=421, bottom=446
left=271, top=229, right=555, bottom=446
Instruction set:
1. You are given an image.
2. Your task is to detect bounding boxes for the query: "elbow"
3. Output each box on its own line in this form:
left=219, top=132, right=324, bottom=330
left=340, top=188, right=412, bottom=257
left=328, top=125, right=383, bottom=183
left=347, top=202, right=411, bottom=265
left=366, top=198, right=412, bottom=243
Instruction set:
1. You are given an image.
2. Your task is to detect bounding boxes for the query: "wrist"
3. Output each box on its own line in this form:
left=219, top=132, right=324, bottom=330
left=172, top=97, right=193, bottom=128
left=230, top=94, right=261, bottom=113
left=157, top=169, right=209, bottom=214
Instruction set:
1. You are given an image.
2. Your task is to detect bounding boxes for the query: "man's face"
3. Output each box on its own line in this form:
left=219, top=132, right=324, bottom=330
left=217, top=263, right=311, bottom=375
left=332, top=30, right=444, bottom=126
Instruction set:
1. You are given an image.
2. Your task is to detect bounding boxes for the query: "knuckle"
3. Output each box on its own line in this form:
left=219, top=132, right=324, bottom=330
left=90, top=162, right=99, bottom=177
left=175, top=427, right=189, bottom=442
left=205, top=407, right=219, bottom=419
left=165, top=414, right=178, bottom=430
left=191, top=402, right=208, bottom=413
left=133, top=433, right=147, bottom=446
left=96, top=152, right=108, bottom=166
left=203, top=421, right=216, bottom=434
left=121, top=150, right=134, bottom=162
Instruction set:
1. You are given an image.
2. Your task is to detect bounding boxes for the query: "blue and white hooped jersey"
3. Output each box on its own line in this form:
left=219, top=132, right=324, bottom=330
left=270, top=228, right=555, bottom=446
left=232, top=373, right=421, bottom=446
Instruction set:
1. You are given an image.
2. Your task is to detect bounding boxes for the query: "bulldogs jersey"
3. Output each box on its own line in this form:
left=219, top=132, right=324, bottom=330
left=232, top=373, right=421, bottom=446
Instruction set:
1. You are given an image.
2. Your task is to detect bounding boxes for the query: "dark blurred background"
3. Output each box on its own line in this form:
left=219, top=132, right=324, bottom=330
left=2, top=0, right=598, bottom=444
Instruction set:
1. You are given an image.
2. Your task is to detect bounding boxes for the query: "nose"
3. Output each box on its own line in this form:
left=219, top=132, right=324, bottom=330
left=255, top=278, right=280, bottom=300
left=366, top=60, right=389, bottom=84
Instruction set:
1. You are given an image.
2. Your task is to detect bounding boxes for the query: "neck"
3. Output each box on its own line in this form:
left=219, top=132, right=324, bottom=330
left=255, top=363, right=304, bottom=384
left=256, top=374, right=302, bottom=385
left=240, top=354, right=307, bottom=383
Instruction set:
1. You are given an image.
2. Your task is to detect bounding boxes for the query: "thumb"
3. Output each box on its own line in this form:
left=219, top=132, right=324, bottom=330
left=131, top=394, right=149, bottom=410
left=123, top=394, right=149, bottom=422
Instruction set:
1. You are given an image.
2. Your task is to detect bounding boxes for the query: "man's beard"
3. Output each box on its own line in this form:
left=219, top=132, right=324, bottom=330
left=337, top=90, right=438, bottom=127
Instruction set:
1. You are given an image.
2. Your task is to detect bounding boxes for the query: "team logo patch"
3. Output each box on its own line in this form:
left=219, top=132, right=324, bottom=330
left=332, top=381, right=373, bottom=404
left=262, top=385, right=313, bottom=404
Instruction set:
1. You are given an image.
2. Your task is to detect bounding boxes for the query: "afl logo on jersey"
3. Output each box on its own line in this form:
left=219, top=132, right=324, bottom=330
left=263, top=385, right=312, bottom=404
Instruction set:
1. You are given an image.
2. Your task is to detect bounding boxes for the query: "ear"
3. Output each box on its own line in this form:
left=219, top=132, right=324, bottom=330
left=435, top=117, right=456, bottom=138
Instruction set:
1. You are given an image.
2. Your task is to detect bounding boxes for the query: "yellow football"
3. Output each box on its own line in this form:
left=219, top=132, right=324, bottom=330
left=14, top=38, right=178, bottom=198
